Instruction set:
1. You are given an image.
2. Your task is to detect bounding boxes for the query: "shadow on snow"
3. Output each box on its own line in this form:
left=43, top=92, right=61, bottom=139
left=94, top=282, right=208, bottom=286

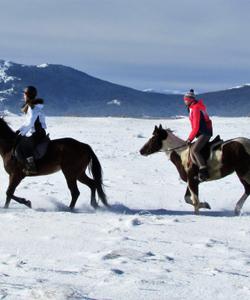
left=1, top=198, right=249, bottom=217
left=107, top=203, right=249, bottom=217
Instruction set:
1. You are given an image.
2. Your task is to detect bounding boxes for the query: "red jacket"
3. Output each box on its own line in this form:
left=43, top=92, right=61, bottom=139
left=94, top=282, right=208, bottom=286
left=188, top=100, right=212, bottom=141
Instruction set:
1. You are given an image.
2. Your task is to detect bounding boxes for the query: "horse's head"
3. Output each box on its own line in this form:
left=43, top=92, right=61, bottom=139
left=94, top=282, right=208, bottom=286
left=140, top=124, right=168, bottom=156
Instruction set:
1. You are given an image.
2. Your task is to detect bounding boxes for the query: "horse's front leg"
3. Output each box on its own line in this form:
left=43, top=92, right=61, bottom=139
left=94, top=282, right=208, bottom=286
left=186, top=180, right=211, bottom=214
left=11, top=195, right=32, bottom=208
left=187, top=179, right=200, bottom=214
left=185, top=186, right=211, bottom=210
left=184, top=187, right=193, bottom=205
left=5, top=173, right=31, bottom=209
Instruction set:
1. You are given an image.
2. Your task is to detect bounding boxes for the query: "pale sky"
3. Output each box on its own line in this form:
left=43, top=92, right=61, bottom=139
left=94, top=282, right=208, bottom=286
left=0, top=0, right=249, bottom=92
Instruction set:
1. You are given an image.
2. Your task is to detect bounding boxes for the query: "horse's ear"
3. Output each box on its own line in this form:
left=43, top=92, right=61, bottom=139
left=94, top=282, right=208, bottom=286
left=159, top=124, right=163, bottom=130
left=153, top=125, right=158, bottom=135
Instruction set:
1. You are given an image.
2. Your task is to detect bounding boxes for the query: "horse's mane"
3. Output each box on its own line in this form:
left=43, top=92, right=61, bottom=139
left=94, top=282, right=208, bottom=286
left=166, top=128, right=174, bottom=133
left=0, top=117, right=16, bottom=142
left=165, top=127, right=185, bottom=143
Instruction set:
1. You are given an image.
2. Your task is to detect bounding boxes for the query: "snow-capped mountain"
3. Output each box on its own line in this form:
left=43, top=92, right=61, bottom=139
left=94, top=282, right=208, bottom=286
left=0, top=59, right=250, bottom=117
left=143, top=88, right=186, bottom=95
left=0, top=60, right=181, bottom=117
left=228, top=83, right=250, bottom=89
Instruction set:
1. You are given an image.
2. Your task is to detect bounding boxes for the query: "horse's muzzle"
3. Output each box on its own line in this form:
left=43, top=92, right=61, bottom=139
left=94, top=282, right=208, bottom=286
left=139, top=148, right=148, bottom=156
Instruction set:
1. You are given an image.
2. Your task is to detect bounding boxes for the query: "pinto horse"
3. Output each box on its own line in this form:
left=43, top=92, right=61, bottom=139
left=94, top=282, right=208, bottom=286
left=0, top=118, right=108, bottom=209
left=140, top=124, right=250, bottom=215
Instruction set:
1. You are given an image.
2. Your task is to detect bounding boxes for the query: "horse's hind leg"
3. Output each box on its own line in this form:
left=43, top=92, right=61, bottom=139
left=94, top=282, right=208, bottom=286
left=68, top=179, right=80, bottom=209
left=78, top=173, right=98, bottom=209
left=62, top=170, right=80, bottom=209
left=234, top=177, right=250, bottom=215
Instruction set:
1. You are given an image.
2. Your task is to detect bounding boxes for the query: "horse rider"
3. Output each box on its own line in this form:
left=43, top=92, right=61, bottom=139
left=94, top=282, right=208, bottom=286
left=17, top=86, right=47, bottom=175
left=184, top=89, right=213, bottom=181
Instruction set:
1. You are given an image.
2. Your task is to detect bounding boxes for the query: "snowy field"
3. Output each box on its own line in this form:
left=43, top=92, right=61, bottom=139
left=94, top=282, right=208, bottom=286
left=0, top=116, right=250, bottom=300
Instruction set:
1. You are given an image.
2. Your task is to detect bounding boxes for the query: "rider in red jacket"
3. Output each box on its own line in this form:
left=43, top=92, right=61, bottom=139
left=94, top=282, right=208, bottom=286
left=184, top=89, right=213, bottom=181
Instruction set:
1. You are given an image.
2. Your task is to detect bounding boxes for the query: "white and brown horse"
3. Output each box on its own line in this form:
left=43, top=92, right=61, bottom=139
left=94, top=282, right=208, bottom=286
left=140, top=125, right=250, bottom=215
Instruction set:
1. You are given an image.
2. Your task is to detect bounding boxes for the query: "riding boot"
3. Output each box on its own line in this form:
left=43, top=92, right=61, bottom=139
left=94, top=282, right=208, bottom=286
left=198, top=166, right=209, bottom=182
left=23, top=156, right=37, bottom=175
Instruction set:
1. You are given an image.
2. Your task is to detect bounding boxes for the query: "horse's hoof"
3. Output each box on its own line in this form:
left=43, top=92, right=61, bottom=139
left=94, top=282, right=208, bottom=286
left=25, top=200, right=32, bottom=208
left=204, top=202, right=211, bottom=209
left=91, top=203, right=99, bottom=209
left=194, top=207, right=200, bottom=215
left=234, top=207, right=241, bottom=216
left=4, top=205, right=9, bottom=209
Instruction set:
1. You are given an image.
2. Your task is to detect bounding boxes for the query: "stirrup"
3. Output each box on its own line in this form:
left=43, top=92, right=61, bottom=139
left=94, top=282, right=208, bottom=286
left=23, top=157, right=37, bottom=175
left=198, top=167, right=209, bottom=182
left=22, top=168, right=38, bottom=176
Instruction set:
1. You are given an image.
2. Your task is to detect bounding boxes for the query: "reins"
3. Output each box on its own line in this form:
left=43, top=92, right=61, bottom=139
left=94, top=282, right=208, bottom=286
left=163, top=143, right=187, bottom=152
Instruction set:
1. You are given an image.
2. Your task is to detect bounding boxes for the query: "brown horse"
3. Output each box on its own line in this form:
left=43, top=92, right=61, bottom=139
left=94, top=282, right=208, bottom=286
left=140, top=124, right=250, bottom=215
left=0, top=118, right=108, bottom=209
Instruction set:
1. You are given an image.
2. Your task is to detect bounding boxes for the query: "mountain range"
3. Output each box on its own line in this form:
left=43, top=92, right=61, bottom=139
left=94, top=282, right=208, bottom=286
left=0, top=60, right=249, bottom=117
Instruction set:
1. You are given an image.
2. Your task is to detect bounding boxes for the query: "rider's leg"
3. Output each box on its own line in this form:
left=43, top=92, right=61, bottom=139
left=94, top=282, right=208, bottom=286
left=191, top=135, right=211, bottom=181
left=20, top=137, right=37, bottom=175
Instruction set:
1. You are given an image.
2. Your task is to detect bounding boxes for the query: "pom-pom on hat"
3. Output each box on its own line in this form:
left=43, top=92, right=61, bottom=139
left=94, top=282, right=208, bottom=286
left=184, top=89, right=196, bottom=103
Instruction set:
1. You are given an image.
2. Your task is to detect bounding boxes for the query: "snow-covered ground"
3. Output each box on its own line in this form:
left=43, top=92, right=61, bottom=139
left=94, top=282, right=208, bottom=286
left=0, top=116, right=250, bottom=300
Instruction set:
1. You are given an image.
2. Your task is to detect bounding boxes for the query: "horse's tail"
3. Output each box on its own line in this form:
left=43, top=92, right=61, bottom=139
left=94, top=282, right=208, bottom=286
left=88, top=146, right=108, bottom=206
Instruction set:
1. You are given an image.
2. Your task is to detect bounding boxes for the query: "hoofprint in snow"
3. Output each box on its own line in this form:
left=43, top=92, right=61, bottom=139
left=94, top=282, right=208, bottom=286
left=0, top=116, right=250, bottom=300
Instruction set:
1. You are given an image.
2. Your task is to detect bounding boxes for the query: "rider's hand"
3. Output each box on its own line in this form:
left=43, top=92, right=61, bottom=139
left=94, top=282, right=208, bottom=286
left=185, top=139, right=191, bottom=146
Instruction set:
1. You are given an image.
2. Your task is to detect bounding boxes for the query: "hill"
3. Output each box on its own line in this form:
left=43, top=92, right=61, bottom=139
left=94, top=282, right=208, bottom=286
left=0, top=60, right=249, bottom=117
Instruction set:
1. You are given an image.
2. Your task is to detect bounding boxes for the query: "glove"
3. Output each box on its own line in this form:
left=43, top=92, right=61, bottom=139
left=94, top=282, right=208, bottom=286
left=185, top=139, right=191, bottom=146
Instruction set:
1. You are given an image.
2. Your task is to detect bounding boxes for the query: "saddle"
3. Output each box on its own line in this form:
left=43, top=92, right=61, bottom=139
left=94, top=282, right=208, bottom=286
left=14, top=134, right=50, bottom=163
left=207, top=134, right=223, bottom=149
left=33, top=134, right=50, bottom=160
